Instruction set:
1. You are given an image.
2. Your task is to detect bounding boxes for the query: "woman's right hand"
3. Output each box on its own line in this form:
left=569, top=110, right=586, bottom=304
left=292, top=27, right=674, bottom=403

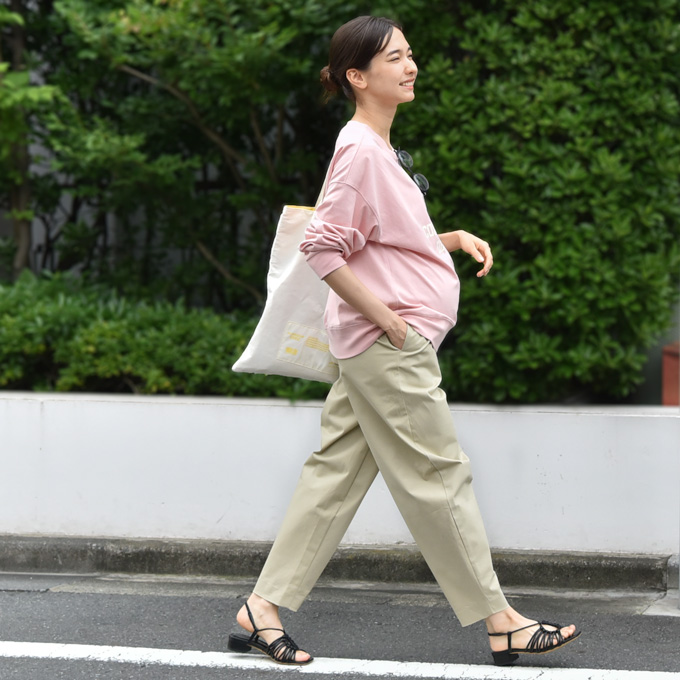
left=385, top=316, right=408, bottom=349
left=323, top=266, right=409, bottom=349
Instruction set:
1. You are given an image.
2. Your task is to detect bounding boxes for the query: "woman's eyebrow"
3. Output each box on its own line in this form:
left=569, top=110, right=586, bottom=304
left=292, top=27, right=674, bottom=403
left=385, top=46, right=412, bottom=57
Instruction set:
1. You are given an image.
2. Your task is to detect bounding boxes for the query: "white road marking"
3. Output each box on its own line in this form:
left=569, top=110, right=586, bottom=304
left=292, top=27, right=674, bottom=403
left=0, top=641, right=677, bottom=679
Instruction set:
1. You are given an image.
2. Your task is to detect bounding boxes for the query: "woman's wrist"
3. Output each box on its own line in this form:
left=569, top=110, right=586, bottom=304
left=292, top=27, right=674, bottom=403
left=377, top=309, right=405, bottom=334
left=440, top=230, right=463, bottom=252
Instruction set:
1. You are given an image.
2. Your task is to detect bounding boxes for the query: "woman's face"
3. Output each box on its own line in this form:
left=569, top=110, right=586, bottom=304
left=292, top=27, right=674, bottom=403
left=351, top=28, right=418, bottom=106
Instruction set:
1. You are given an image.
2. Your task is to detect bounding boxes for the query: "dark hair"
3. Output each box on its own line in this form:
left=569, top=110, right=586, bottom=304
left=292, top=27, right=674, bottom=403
left=320, top=16, right=403, bottom=102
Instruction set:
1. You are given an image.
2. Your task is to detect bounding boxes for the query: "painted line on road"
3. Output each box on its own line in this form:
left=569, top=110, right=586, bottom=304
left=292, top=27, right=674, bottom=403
left=0, top=641, right=678, bottom=679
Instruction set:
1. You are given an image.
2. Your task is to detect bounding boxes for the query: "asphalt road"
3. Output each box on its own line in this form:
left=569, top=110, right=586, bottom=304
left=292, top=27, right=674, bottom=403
left=0, top=572, right=679, bottom=679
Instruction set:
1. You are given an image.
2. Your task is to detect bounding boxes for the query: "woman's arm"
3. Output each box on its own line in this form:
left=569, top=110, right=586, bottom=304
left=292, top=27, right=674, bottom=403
left=439, top=229, right=494, bottom=277
left=323, top=264, right=408, bottom=349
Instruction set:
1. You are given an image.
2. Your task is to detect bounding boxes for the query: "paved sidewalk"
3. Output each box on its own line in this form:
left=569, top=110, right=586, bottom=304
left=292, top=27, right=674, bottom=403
left=0, top=536, right=674, bottom=592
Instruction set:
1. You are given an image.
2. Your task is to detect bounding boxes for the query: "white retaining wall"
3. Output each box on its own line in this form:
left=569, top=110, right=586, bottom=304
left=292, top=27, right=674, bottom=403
left=1, top=393, right=678, bottom=554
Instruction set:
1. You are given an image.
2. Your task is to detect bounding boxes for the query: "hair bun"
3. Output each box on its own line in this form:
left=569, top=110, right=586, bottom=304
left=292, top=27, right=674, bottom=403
left=320, top=65, right=340, bottom=93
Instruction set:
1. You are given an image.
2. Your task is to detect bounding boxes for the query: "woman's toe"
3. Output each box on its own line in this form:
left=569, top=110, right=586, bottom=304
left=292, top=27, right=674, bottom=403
left=561, top=624, right=576, bottom=639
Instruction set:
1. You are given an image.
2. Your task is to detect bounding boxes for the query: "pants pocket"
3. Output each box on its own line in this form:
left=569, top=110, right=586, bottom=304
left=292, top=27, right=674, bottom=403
left=376, top=324, right=412, bottom=351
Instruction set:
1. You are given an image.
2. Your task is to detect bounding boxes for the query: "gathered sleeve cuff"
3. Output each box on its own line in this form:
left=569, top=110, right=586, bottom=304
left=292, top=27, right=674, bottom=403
left=299, top=180, right=378, bottom=280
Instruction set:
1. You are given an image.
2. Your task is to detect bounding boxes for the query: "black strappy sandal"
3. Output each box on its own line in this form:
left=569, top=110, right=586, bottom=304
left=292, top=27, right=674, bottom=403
left=227, top=601, right=313, bottom=666
left=488, top=620, right=581, bottom=666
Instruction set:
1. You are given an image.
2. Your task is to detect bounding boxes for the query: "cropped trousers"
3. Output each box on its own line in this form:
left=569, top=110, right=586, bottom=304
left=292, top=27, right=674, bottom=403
left=254, top=326, right=508, bottom=627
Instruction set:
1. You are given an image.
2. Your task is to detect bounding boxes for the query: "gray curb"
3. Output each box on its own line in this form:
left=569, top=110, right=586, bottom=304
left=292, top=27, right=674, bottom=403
left=0, top=536, right=671, bottom=592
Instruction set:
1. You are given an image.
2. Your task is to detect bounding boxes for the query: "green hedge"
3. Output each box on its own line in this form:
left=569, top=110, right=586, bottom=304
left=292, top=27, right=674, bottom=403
left=400, top=0, right=680, bottom=402
left=3, top=0, right=680, bottom=402
left=0, top=272, right=329, bottom=400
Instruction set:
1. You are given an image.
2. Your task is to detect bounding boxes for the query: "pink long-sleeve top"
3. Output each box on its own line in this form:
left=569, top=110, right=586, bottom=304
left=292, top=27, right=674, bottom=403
left=300, top=121, right=460, bottom=360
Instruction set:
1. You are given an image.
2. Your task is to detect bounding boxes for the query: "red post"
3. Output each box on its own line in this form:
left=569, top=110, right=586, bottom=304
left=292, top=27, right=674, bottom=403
left=662, top=341, right=679, bottom=406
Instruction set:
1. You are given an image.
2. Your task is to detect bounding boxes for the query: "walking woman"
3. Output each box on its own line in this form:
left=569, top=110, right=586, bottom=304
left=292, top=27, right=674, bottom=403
left=228, top=15, right=580, bottom=667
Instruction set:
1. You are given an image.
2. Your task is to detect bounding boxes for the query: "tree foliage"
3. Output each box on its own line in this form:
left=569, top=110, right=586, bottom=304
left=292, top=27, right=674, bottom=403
left=1, top=0, right=679, bottom=402
left=6, top=0, right=403, bottom=305
left=0, top=3, right=60, bottom=277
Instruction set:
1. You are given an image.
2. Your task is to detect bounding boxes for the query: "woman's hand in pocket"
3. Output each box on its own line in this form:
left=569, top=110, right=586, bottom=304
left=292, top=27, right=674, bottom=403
left=385, top=316, right=408, bottom=349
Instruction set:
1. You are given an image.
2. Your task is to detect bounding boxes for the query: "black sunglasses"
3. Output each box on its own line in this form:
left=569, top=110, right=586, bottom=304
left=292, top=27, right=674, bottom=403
left=395, top=148, right=429, bottom=195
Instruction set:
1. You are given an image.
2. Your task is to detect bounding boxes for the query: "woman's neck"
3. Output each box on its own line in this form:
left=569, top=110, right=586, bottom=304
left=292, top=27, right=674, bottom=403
left=351, top=105, right=396, bottom=150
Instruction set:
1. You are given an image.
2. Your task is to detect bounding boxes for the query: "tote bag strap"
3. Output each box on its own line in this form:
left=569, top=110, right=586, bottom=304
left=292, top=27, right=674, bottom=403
left=314, top=163, right=333, bottom=209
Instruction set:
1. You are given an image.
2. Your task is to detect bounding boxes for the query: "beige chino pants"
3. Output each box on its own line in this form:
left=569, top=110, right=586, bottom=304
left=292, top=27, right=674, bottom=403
left=254, top=326, right=508, bottom=627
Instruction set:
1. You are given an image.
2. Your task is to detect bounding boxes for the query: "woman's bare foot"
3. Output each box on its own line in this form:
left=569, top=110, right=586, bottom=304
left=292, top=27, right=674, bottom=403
left=236, top=593, right=311, bottom=664
left=486, top=607, right=578, bottom=656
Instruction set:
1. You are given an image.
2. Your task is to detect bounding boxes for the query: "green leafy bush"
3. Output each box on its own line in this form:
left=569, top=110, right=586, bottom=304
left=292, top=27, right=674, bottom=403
left=399, top=0, right=680, bottom=402
left=0, top=272, right=329, bottom=400
left=3, top=0, right=680, bottom=402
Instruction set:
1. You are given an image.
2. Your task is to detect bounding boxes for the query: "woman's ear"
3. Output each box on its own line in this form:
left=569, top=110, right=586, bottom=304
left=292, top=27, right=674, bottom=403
left=346, top=68, right=367, bottom=92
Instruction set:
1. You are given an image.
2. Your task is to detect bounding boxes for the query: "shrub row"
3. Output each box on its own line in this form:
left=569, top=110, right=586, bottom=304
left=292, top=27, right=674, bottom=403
left=0, top=272, right=329, bottom=400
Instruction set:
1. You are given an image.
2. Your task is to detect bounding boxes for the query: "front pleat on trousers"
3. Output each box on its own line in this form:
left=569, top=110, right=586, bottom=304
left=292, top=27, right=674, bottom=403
left=253, top=326, right=508, bottom=627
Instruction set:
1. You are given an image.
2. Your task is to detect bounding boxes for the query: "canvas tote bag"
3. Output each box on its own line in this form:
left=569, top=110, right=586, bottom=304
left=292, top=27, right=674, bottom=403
left=232, top=177, right=339, bottom=383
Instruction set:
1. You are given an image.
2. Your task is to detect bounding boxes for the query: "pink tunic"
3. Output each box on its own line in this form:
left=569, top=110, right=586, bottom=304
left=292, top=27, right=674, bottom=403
left=300, top=121, right=460, bottom=360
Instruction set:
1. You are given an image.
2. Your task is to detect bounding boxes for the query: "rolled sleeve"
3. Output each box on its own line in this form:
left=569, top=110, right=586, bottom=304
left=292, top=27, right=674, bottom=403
left=300, top=180, right=378, bottom=280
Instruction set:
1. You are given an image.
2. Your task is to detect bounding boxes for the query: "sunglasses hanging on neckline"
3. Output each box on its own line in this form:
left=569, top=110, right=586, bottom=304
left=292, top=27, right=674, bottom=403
left=395, top=148, right=429, bottom=195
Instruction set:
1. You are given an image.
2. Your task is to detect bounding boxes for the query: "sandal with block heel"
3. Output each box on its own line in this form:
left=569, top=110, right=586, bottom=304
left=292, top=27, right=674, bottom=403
left=488, top=620, right=581, bottom=666
left=227, top=601, right=313, bottom=666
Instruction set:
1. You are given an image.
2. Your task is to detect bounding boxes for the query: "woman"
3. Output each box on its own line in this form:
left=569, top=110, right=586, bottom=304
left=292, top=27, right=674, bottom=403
left=228, top=15, right=580, bottom=667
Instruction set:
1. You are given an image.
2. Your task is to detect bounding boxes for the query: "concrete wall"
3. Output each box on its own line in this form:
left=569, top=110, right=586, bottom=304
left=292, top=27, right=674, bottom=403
left=1, top=393, right=678, bottom=554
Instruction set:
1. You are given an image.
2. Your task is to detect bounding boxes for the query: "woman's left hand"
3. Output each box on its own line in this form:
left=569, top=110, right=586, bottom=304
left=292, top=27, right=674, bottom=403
left=452, top=230, right=494, bottom=277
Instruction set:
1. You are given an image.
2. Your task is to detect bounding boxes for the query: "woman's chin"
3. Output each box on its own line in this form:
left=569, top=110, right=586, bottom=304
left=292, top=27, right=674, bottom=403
left=399, top=91, right=416, bottom=104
